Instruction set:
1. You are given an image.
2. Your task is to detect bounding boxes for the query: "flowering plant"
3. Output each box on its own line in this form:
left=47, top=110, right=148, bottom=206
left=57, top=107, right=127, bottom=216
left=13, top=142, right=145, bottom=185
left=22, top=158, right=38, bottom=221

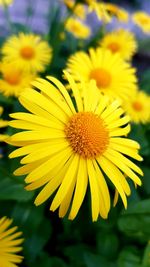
left=0, top=0, right=150, bottom=266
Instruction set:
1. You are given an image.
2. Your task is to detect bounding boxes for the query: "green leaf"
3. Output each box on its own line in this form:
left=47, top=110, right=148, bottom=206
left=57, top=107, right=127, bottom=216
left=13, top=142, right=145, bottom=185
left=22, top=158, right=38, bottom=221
left=118, top=247, right=141, bottom=267
left=0, top=176, right=34, bottom=201
left=142, top=242, right=150, bottom=267
left=97, top=231, right=119, bottom=259
left=33, top=253, right=68, bottom=267
left=118, top=200, right=150, bottom=241
left=84, top=252, right=116, bottom=267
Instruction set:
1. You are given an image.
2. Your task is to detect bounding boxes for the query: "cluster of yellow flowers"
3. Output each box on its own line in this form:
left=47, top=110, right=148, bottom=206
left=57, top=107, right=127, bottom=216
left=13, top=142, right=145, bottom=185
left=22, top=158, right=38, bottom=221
left=63, top=0, right=150, bottom=37
left=0, top=33, right=52, bottom=97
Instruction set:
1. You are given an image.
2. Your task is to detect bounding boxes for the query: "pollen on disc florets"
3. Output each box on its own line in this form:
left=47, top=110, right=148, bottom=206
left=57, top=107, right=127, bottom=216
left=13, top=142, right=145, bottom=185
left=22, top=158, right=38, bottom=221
left=65, top=112, right=109, bottom=159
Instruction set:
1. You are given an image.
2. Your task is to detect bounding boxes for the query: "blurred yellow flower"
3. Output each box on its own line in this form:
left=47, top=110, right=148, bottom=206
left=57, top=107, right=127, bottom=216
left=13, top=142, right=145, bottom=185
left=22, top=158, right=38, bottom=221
left=0, top=216, right=24, bottom=267
left=123, top=91, right=150, bottom=124
left=8, top=73, right=142, bottom=221
left=106, top=3, right=129, bottom=22
left=100, top=29, right=137, bottom=61
left=63, top=0, right=86, bottom=19
left=0, top=0, right=13, bottom=6
left=132, top=11, right=150, bottom=33
left=2, top=33, right=52, bottom=73
left=0, top=106, right=8, bottom=128
left=66, top=48, right=137, bottom=101
left=66, top=18, right=91, bottom=39
left=0, top=62, right=34, bottom=97
left=90, top=2, right=111, bottom=22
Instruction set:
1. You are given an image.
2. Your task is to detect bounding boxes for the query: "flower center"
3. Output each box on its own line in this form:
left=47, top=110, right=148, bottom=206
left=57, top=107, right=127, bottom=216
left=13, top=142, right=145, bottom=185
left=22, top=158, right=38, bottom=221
left=132, top=101, right=143, bottom=111
left=4, top=70, right=21, bottom=85
left=65, top=112, right=109, bottom=159
left=107, top=42, right=120, bottom=53
left=20, top=46, right=35, bottom=59
left=90, top=68, right=112, bottom=88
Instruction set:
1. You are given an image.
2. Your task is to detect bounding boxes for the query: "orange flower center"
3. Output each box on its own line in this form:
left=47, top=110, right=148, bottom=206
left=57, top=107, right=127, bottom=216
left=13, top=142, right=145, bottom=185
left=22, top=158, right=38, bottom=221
left=20, top=46, right=35, bottom=59
left=4, top=70, right=21, bottom=85
left=90, top=68, right=112, bottom=88
left=107, top=42, right=120, bottom=53
left=65, top=112, right=109, bottom=159
left=132, top=101, right=143, bottom=111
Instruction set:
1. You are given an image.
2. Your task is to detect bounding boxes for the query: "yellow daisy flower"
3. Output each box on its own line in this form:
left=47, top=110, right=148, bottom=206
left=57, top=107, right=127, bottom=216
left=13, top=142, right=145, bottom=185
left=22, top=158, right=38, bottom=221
left=2, top=33, right=52, bottom=73
left=8, top=72, right=143, bottom=221
left=63, top=0, right=86, bottom=20
left=65, top=18, right=91, bottom=39
left=105, top=3, right=129, bottom=22
left=0, top=62, right=34, bottom=97
left=100, top=29, right=138, bottom=61
left=0, top=216, right=24, bottom=267
left=132, top=11, right=150, bottom=33
left=66, top=48, right=137, bottom=101
left=0, top=0, right=13, bottom=6
left=123, top=91, right=150, bottom=124
left=87, top=1, right=111, bottom=22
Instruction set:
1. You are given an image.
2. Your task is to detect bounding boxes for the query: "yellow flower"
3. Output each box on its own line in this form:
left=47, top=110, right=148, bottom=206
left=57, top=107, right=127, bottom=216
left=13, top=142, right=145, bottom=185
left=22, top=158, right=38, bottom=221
left=8, top=72, right=143, bottom=221
left=0, top=216, right=24, bottom=267
left=66, top=48, right=137, bottom=101
left=105, top=3, right=129, bottom=22
left=0, top=0, right=13, bottom=6
left=123, top=91, right=150, bottom=124
left=132, top=11, right=150, bottom=33
left=2, top=33, right=52, bottom=73
left=65, top=18, right=91, bottom=39
left=92, top=2, right=111, bottom=22
left=74, top=4, right=86, bottom=20
left=63, top=0, right=86, bottom=19
left=100, top=29, right=138, bottom=61
left=0, top=62, right=34, bottom=97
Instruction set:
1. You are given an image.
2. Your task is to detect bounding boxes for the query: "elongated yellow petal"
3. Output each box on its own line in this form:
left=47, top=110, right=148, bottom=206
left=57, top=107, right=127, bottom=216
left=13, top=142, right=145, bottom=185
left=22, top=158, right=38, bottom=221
left=47, top=76, right=76, bottom=114
left=34, top=155, right=74, bottom=206
left=104, top=150, right=142, bottom=185
left=25, top=147, right=72, bottom=183
left=110, top=137, right=140, bottom=149
left=98, top=156, right=128, bottom=208
left=21, top=88, right=68, bottom=123
left=9, top=112, right=63, bottom=129
left=32, top=78, right=73, bottom=117
left=69, top=158, right=88, bottom=220
left=20, top=142, right=69, bottom=164
left=93, top=160, right=110, bottom=213
left=109, top=124, right=131, bottom=137
left=87, top=159, right=100, bottom=221
left=64, top=71, right=83, bottom=112
left=109, top=142, right=143, bottom=161
left=50, top=154, right=79, bottom=211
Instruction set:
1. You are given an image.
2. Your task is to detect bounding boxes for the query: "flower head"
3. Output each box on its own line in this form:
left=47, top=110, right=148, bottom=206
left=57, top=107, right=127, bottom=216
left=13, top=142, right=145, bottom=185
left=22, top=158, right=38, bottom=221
left=100, top=29, right=137, bottom=61
left=105, top=3, right=129, bottom=22
left=123, top=90, right=150, bottom=124
left=66, top=48, right=137, bottom=101
left=65, top=18, right=91, bottom=39
left=2, top=33, right=52, bottom=73
left=0, top=216, right=24, bottom=267
left=8, top=73, right=143, bottom=221
left=0, top=62, right=34, bottom=97
left=132, top=11, right=150, bottom=33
